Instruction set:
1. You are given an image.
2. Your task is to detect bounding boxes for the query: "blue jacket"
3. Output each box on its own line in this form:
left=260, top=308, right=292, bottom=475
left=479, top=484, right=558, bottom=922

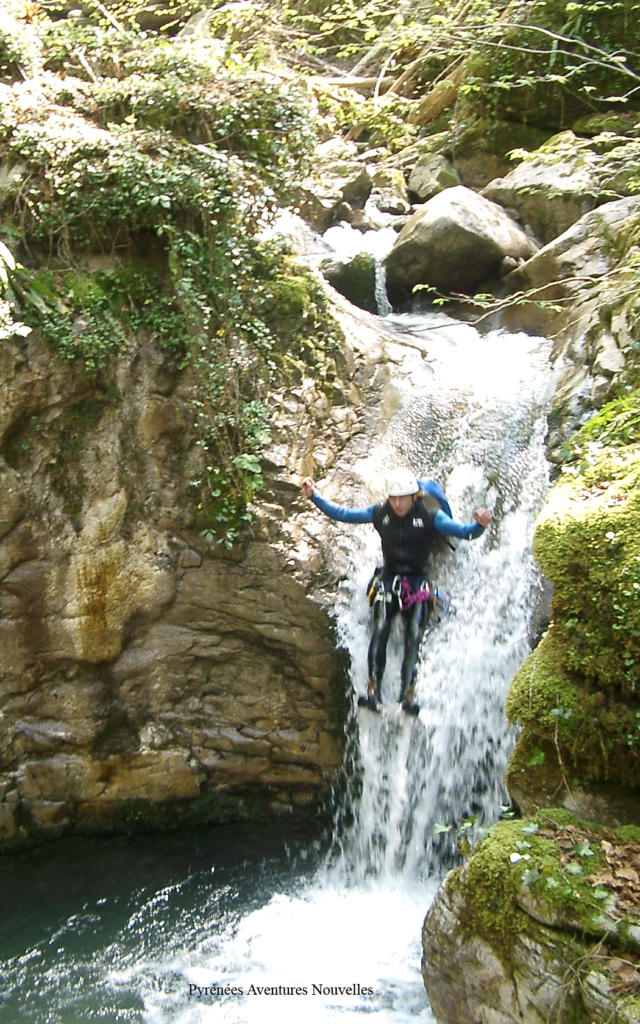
left=311, top=477, right=485, bottom=541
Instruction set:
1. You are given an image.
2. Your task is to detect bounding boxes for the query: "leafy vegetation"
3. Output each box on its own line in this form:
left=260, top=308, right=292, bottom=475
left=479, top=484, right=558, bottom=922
left=0, top=1, right=337, bottom=547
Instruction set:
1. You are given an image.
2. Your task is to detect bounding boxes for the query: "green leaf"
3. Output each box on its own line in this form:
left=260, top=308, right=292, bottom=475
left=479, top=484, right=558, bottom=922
left=521, top=822, right=540, bottom=835
left=527, top=748, right=545, bottom=767
left=575, top=843, right=594, bottom=858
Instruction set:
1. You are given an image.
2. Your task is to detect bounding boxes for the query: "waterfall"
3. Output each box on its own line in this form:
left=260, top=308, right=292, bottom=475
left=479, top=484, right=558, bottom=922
left=153, top=310, right=554, bottom=1023
left=319, top=222, right=396, bottom=315
left=119, top=310, right=553, bottom=1024
left=323, top=313, right=554, bottom=885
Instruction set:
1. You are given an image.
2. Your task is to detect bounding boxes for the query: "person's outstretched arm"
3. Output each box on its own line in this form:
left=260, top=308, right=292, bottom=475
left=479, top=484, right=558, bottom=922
left=434, top=507, right=492, bottom=540
left=302, top=477, right=375, bottom=524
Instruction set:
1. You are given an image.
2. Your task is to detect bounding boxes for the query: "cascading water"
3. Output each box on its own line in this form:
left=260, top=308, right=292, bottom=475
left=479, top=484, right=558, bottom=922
left=1, top=303, right=554, bottom=1024
left=323, top=314, right=554, bottom=887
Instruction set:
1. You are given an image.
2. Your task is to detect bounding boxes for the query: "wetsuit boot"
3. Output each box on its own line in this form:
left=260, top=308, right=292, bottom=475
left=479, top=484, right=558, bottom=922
left=358, top=677, right=382, bottom=712
left=399, top=684, right=420, bottom=716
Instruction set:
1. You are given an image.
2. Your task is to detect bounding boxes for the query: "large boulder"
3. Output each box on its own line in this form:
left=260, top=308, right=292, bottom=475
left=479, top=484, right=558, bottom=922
left=504, top=196, right=640, bottom=432
left=383, top=185, right=537, bottom=306
left=512, top=196, right=640, bottom=295
left=483, top=132, right=600, bottom=243
left=484, top=132, right=640, bottom=245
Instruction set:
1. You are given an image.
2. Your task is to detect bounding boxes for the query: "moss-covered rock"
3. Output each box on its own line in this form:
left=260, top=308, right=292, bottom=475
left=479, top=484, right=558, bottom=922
left=423, top=811, right=640, bottom=1024
left=506, top=392, right=640, bottom=819
left=532, top=417, right=640, bottom=695
left=322, top=252, right=378, bottom=314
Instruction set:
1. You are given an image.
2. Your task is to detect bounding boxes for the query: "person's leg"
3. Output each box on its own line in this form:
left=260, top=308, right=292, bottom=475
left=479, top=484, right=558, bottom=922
left=399, top=600, right=430, bottom=706
left=367, top=595, right=396, bottom=703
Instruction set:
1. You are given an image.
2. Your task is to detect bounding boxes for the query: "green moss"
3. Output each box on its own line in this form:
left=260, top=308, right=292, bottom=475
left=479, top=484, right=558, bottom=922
left=459, top=812, right=640, bottom=971
left=617, top=825, right=640, bottom=843
left=459, top=825, right=523, bottom=955
left=255, top=260, right=344, bottom=382
left=455, top=815, right=596, bottom=974
left=507, top=627, right=640, bottom=792
left=13, top=261, right=189, bottom=374
left=507, top=394, right=640, bottom=799
left=259, top=272, right=315, bottom=323
left=532, top=436, right=640, bottom=695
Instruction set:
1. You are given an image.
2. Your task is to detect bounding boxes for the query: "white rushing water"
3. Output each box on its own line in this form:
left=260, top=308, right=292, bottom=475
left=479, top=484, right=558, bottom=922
left=112, top=313, right=554, bottom=1023
left=324, top=314, right=554, bottom=885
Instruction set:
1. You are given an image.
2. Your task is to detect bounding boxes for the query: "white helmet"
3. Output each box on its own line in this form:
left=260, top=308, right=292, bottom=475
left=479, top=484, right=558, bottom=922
left=387, top=468, right=419, bottom=497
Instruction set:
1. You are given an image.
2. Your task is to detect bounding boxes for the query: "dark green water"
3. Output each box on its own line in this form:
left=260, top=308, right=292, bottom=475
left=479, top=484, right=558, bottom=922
left=0, top=821, right=321, bottom=1024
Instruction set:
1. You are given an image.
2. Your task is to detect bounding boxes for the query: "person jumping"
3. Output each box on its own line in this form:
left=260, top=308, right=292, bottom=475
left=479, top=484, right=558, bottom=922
left=302, top=469, right=493, bottom=715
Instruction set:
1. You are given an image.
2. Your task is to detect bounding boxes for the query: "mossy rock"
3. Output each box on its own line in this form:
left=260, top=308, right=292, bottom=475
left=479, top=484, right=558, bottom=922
left=572, top=112, right=640, bottom=139
left=460, top=812, right=597, bottom=956
left=506, top=391, right=640, bottom=812
left=507, top=631, right=640, bottom=799
left=532, top=437, right=640, bottom=696
left=258, top=269, right=317, bottom=324
left=322, top=252, right=378, bottom=314
left=447, top=808, right=640, bottom=1024
left=451, top=116, right=549, bottom=183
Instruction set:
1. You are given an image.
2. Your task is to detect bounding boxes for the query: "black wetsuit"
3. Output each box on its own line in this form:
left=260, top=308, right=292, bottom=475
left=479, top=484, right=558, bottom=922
left=368, top=499, right=437, bottom=702
left=310, top=484, right=486, bottom=705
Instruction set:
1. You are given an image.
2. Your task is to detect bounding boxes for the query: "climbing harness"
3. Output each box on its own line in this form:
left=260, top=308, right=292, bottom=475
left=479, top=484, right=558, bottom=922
left=366, top=568, right=389, bottom=606
left=367, top=570, right=432, bottom=612
left=367, top=569, right=455, bottom=617
left=395, top=575, right=432, bottom=612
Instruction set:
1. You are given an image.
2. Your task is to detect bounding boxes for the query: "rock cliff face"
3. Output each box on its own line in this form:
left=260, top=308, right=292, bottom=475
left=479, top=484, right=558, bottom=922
left=0, top=298, right=380, bottom=846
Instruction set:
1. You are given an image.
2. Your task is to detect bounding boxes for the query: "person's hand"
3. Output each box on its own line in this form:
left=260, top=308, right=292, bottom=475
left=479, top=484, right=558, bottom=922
left=302, top=477, right=315, bottom=499
left=474, top=507, right=493, bottom=527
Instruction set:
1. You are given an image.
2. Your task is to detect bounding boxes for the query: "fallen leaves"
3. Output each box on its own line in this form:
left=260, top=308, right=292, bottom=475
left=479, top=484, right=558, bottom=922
left=536, top=821, right=640, bottom=996
left=537, top=820, right=640, bottom=915
left=607, top=954, right=640, bottom=995
left=587, top=837, right=640, bottom=917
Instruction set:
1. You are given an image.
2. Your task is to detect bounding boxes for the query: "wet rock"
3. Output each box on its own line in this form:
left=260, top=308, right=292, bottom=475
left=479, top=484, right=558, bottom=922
left=384, top=185, right=537, bottom=306
left=322, top=251, right=378, bottom=313
left=407, top=153, right=460, bottom=202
